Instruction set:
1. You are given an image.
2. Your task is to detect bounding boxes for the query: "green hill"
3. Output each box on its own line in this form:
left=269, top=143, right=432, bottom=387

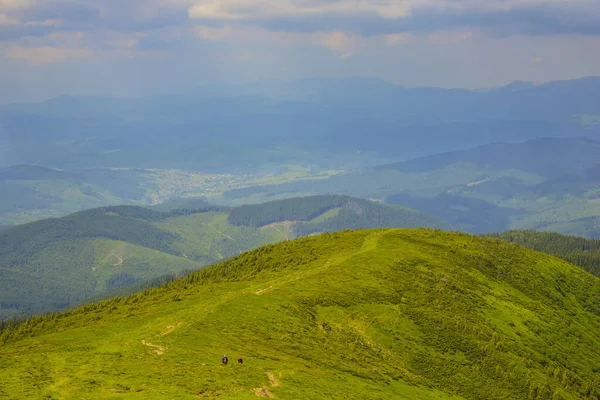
left=0, top=197, right=448, bottom=319
left=2, top=229, right=600, bottom=399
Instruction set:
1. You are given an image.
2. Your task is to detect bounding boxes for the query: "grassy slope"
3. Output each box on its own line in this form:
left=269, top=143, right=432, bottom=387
left=2, top=229, right=600, bottom=399
left=90, top=239, right=202, bottom=290
left=160, top=212, right=283, bottom=264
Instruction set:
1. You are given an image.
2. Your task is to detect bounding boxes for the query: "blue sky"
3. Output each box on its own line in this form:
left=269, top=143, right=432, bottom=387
left=1, top=0, right=599, bottom=101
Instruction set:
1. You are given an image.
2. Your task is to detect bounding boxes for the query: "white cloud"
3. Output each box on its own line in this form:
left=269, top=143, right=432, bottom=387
left=0, top=12, right=18, bottom=24
left=381, top=33, right=409, bottom=45
left=188, top=0, right=595, bottom=22
left=188, top=0, right=415, bottom=20
left=194, top=24, right=232, bottom=40
left=7, top=46, right=90, bottom=64
left=100, top=31, right=147, bottom=49
left=0, top=0, right=31, bottom=11
left=314, top=31, right=366, bottom=59
left=427, top=29, right=473, bottom=44
left=24, top=19, right=62, bottom=27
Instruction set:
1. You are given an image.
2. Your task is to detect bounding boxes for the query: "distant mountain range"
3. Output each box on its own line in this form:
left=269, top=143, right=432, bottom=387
left=1, top=76, right=598, bottom=171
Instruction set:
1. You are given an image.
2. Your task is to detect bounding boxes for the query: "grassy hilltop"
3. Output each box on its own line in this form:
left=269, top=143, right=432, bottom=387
left=2, top=229, right=600, bottom=399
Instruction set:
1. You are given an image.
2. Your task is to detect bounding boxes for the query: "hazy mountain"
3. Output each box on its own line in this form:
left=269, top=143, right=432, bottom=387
left=1, top=77, right=598, bottom=171
left=379, top=137, right=600, bottom=179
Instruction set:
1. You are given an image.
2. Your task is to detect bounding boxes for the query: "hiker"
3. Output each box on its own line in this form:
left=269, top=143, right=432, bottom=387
left=222, top=354, right=229, bottom=365
left=238, top=357, right=243, bottom=364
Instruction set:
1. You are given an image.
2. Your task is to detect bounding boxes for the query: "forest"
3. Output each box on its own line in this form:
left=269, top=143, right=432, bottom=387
left=228, top=195, right=357, bottom=227
left=228, top=195, right=449, bottom=231
left=295, top=204, right=450, bottom=236
left=490, top=230, right=600, bottom=277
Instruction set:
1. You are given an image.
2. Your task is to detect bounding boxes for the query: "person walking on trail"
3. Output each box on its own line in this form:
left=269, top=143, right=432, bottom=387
left=237, top=357, right=243, bottom=364
left=222, top=355, right=229, bottom=365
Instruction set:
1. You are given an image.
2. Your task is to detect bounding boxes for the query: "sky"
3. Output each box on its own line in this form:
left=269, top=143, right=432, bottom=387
left=1, top=0, right=600, bottom=102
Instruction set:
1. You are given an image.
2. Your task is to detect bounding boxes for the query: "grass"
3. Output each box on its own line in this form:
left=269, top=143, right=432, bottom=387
left=160, top=212, right=282, bottom=263
left=2, top=229, right=600, bottom=399
left=308, top=207, right=342, bottom=223
left=90, top=239, right=202, bottom=290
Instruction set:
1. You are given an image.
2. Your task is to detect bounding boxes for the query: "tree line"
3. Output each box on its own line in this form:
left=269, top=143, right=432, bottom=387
left=489, top=230, right=600, bottom=277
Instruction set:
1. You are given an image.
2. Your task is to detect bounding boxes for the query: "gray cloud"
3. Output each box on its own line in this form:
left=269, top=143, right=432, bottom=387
left=190, top=2, right=600, bottom=37
left=0, top=0, right=190, bottom=40
left=1, top=0, right=598, bottom=42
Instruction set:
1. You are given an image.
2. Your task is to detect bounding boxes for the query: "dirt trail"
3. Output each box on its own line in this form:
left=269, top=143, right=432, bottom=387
left=267, top=373, right=280, bottom=387
left=260, top=221, right=294, bottom=241
left=201, top=223, right=235, bottom=241
left=112, top=254, right=123, bottom=267
left=253, top=388, right=274, bottom=398
left=159, top=322, right=183, bottom=336
left=253, top=372, right=280, bottom=397
left=253, top=231, right=384, bottom=299
left=255, top=286, right=273, bottom=296
left=141, top=340, right=166, bottom=355
left=272, top=225, right=289, bottom=241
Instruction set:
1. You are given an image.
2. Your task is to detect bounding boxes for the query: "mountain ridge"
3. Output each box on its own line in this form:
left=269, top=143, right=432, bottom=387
left=2, top=229, right=600, bottom=399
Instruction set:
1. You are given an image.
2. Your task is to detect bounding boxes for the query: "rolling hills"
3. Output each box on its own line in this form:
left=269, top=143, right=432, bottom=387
left=2, top=229, right=600, bottom=399
left=2, top=77, right=600, bottom=232
left=0, top=165, right=154, bottom=227
left=0, top=196, right=448, bottom=319
left=224, top=137, right=600, bottom=237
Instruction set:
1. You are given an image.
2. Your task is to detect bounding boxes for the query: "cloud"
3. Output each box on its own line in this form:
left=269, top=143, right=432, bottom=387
left=381, top=33, right=409, bottom=45
left=25, top=18, right=61, bottom=26
left=7, top=45, right=90, bottom=64
left=188, top=0, right=413, bottom=20
left=315, top=31, right=366, bottom=59
left=427, top=29, right=473, bottom=44
left=194, top=24, right=231, bottom=40
left=0, top=0, right=32, bottom=11
left=187, top=0, right=600, bottom=37
left=0, top=12, right=18, bottom=24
